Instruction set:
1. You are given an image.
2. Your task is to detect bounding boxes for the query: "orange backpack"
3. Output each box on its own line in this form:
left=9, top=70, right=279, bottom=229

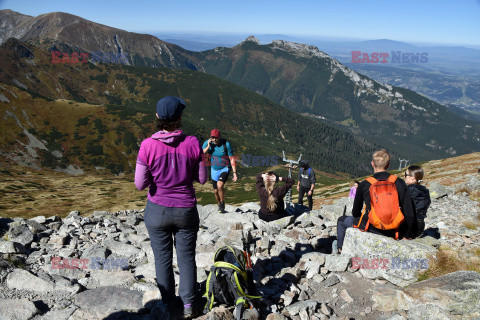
left=355, top=175, right=405, bottom=239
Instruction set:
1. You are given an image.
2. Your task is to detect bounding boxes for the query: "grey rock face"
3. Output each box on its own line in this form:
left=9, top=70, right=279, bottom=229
left=428, top=182, right=450, bottom=199
left=74, top=286, right=144, bottom=318
left=284, top=300, right=318, bottom=316
left=324, top=255, right=350, bottom=272
left=407, top=304, right=454, bottom=320
left=7, top=225, right=34, bottom=247
left=38, top=306, right=77, bottom=320
left=80, top=244, right=109, bottom=260
left=0, top=298, right=39, bottom=320
left=102, top=238, right=141, bottom=257
left=342, top=228, right=437, bottom=287
left=0, top=240, right=26, bottom=254
left=254, top=215, right=295, bottom=235
left=6, top=268, right=51, bottom=292
left=373, top=271, right=480, bottom=319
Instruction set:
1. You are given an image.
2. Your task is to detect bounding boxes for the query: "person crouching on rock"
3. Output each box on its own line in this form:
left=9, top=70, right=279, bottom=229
left=134, top=96, right=207, bottom=319
left=256, top=171, right=295, bottom=222
left=405, top=165, right=431, bottom=238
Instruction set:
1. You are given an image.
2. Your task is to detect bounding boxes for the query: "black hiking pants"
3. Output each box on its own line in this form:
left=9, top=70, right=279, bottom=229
left=298, top=186, right=313, bottom=210
left=144, top=200, right=199, bottom=308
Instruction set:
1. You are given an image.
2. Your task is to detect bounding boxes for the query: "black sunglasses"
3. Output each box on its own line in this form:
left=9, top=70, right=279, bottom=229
left=404, top=172, right=412, bottom=177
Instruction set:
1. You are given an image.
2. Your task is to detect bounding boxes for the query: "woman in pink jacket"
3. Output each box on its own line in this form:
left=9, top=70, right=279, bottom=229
left=135, top=96, right=207, bottom=319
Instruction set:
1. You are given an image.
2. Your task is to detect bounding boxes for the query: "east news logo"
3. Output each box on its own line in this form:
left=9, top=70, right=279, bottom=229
left=351, top=51, right=428, bottom=63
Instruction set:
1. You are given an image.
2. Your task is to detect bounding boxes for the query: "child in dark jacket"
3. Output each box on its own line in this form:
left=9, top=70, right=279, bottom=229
left=405, top=165, right=431, bottom=237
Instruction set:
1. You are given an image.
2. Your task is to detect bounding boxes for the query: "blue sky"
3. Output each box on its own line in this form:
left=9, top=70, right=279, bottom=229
left=1, top=0, right=479, bottom=46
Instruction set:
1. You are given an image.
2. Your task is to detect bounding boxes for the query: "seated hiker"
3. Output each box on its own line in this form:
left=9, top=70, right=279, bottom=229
left=405, top=165, right=431, bottom=237
left=256, top=171, right=295, bottom=222
left=336, top=149, right=415, bottom=253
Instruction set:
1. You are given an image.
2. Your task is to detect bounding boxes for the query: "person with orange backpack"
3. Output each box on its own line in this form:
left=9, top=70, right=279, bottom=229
left=335, top=149, right=416, bottom=253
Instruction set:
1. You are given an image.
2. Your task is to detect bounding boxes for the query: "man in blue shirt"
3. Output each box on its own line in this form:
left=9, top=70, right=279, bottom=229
left=202, top=129, right=238, bottom=213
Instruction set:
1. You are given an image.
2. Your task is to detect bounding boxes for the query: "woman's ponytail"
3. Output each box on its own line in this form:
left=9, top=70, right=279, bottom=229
left=265, top=178, right=277, bottom=211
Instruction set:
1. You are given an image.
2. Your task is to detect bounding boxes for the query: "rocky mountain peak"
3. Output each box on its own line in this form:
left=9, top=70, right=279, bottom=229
left=270, top=39, right=330, bottom=59
left=242, top=35, right=260, bottom=44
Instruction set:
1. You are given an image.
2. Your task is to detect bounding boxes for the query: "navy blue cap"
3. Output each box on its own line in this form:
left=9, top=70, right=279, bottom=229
left=156, top=96, right=185, bottom=120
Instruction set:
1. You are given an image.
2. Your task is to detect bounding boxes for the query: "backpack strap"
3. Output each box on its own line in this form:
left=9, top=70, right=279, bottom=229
left=354, top=177, right=376, bottom=231
left=366, top=177, right=377, bottom=184
left=221, top=139, right=231, bottom=168
left=221, top=139, right=228, bottom=155
left=203, top=266, right=217, bottom=312
left=388, top=176, right=400, bottom=240
left=387, top=175, right=397, bottom=183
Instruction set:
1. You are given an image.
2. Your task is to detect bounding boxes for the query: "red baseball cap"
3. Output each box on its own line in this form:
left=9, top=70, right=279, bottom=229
left=210, top=129, right=221, bottom=138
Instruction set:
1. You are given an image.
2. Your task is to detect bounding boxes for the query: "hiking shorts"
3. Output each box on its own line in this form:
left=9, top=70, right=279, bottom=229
left=211, top=167, right=230, bottom=189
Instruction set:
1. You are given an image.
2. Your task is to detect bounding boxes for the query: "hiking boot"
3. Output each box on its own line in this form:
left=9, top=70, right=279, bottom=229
left=218, top=202, right=226, bottom=213
left=182, top=303, right=200, bottom=319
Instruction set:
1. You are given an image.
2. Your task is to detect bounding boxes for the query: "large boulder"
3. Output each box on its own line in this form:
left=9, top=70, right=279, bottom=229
left=203, top=210, right=257, bottom=230
left=0, top=298, right=40, bottom=320
left=254, top=216, right=295, bottom=235
left=372, top=271, right=480, bottom=320
left=455, top=175, right=480, bottom=194
left=7, top=225, right=34, bottom=247
left=428, top=182, right=449, bottom=199
left=6, top=268, right=74, bottom=293
left=101, top=239, right=141, bottom=257
left=38, top=306, right=77, bottom=320
left=0, top=240, right=27, bottom=254
left=342, top=228, right=437, bottom=287
left=73, top=286, right=144, bottom=319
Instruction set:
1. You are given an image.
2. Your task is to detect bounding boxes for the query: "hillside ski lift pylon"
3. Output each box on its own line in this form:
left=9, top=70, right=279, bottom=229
left=282, top=151, right=302, bottom=207
left=398, top=158, right=410, bottom=171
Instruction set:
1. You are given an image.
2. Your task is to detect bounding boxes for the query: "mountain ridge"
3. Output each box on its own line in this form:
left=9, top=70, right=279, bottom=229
left=199, top=37, right=480, bottom=161
left=2, top=9, right=480, bottom=166
left=0, top=38, right=377, bottom=177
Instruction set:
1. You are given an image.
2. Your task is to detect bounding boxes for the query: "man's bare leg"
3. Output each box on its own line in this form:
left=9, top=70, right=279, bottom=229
left=214, top=188, right=220, bottom=204
left=217, top=181, right=225, bottom=203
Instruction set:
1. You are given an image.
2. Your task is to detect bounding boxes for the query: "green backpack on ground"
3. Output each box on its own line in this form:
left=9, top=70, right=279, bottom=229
left=203, top=245, right=261, bottom=319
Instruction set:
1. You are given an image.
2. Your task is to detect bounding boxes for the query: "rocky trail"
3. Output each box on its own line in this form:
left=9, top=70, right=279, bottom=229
left=1, top=172, right=480, bottom=320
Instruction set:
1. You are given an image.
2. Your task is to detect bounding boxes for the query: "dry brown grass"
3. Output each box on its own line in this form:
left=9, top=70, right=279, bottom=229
left=474, top=249, right=480, bottom=257
left=0, top=169, right=146, bottom=219
left=464, top=221, right=480, bottom=230
left=455, top=186, right=469, bottom=194
left=470, top=190, right=480, bottom=201
left=418, top=249, right=480, bottom=281
left=421, top=152, right=480, bottom=187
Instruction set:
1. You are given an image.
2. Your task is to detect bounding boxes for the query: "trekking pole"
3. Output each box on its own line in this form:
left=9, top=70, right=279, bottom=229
left=241, top=231, right=252, bottom=270
left=241, top=230, right=261, bottom=315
